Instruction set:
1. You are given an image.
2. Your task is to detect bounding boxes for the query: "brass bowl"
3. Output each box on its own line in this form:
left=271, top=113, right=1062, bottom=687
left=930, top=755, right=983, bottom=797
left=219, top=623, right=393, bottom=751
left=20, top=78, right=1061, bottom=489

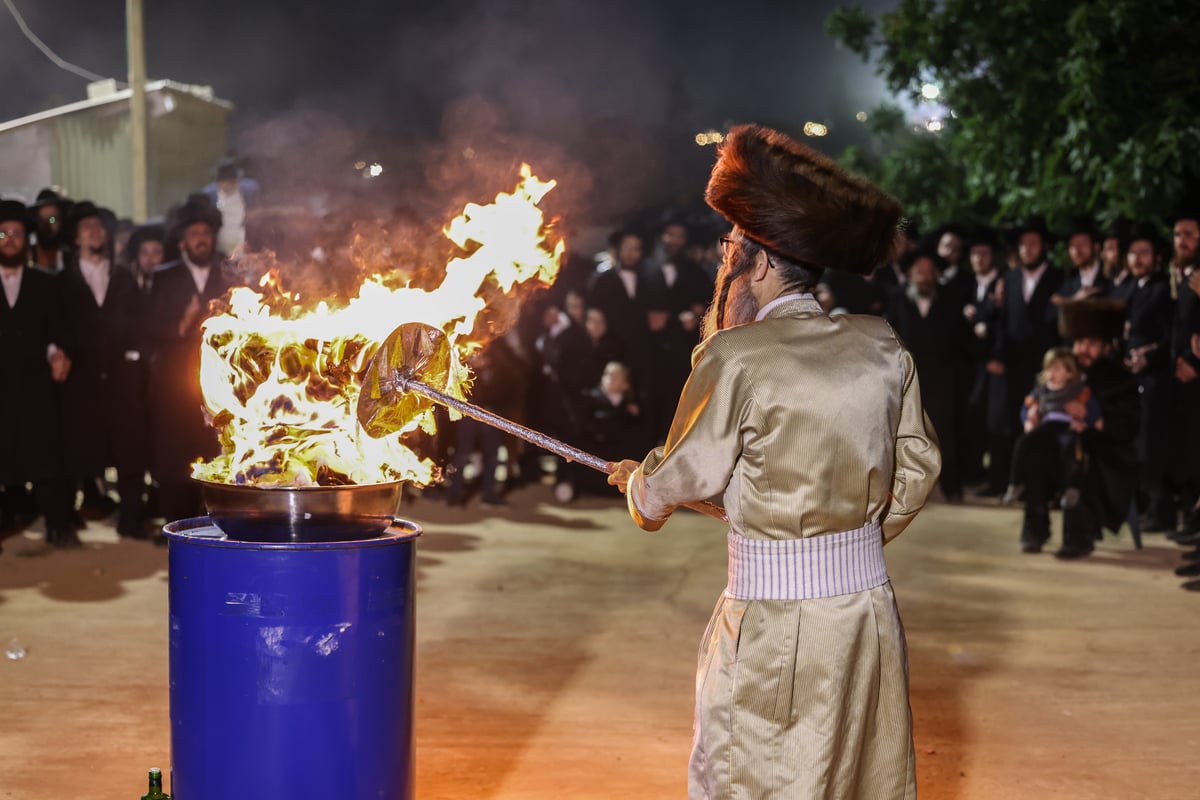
left=196, top=479, right=404, bottom=543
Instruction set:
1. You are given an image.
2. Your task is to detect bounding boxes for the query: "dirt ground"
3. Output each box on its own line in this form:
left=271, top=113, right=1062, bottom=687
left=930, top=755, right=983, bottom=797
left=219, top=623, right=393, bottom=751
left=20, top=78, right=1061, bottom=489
left=1, top=485, right=1198, bottom=799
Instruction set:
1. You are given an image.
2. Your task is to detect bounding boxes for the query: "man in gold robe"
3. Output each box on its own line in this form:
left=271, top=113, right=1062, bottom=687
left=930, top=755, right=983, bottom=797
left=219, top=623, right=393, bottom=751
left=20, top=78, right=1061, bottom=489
left=609, top=125, right=941, bottom=799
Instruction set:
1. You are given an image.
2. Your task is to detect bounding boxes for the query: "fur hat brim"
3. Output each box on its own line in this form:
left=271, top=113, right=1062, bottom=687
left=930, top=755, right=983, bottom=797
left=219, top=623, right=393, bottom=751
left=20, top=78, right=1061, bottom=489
left=704, top=124, right=903, bottom=276
left=1059, top=298, right=1127, bottom=342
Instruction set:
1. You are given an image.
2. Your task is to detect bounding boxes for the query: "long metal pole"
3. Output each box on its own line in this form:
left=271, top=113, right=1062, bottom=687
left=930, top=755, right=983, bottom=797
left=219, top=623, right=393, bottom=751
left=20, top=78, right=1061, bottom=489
left=394, top=374, right=728, bottom=523
left=127, top=0, right=148, bottom=222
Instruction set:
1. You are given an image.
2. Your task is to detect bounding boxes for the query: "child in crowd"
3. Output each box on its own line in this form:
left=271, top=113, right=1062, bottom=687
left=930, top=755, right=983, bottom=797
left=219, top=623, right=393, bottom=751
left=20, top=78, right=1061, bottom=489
left=1004, top=347, right=1102, bottom=507
left=554, top=361, right=646, bottom=503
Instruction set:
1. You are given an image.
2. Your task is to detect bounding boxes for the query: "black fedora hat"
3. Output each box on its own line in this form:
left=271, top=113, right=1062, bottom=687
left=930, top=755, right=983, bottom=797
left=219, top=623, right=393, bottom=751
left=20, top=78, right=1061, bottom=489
left=0, top=199, right=31, bottom=233
left=966, top=225, right=1000, bottom=250
left=1124, top=221, right=1168, bottom=255
left=1064, top=215, right=1098, bottom=241
left=1011, top=214, right=1054, bottom=242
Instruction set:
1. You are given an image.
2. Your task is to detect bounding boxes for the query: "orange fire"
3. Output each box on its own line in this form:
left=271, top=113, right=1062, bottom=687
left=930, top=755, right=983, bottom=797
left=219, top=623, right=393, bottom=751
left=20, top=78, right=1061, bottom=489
left=191, top=165, right=563, bottom=486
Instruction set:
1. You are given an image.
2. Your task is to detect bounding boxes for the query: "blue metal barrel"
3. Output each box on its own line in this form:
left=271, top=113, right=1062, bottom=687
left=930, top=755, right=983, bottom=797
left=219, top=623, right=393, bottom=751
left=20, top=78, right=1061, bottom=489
left=164, top=516, right=420, bottom=800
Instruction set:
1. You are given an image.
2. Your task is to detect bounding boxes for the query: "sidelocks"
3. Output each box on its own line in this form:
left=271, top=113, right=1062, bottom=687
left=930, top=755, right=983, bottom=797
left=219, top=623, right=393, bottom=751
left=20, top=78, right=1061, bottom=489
left=357, top=321, right=728, bottom=522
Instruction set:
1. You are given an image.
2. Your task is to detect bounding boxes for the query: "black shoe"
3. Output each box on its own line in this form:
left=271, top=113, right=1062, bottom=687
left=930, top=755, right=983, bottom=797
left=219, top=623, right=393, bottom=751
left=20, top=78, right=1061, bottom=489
left=117, top=521, right=150, bottom=540
left=1021, top=541, right=1043, bottom=554
left=1181, top=549, right=1200, bottom=562
left=48, top=527, right=82, bottom=549
left=1054, top=545, right=1093, bottom=560
left=70, top=510, right=87, bottom=530
left=1181, top=578, right=1200, bottom=592
left=1173, top=530, right=1200, bottom=547
left=1174, top=561, right=1200, bottom=577
left=79, top=496, right=117, bottom=520
left=1140, top=515, right=1176, bottom=534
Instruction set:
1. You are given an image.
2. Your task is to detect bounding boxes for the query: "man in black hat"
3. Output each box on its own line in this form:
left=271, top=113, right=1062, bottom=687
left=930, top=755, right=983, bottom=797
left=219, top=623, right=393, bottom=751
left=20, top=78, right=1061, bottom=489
left=58, top=201, right=150, bottom=538
left=989, top=215, right=1064, bottom=495
left=935, top=222, right=976, bottom=312
left=144, top=195, right=230, bottom=525
left=1101, top=218, right=1133, bottom=302
left=869, top=217, right=918, bottom=298
left=647, top=215, right=715, bottom=328
left=124, top=224, right=165, bottom=295
left=1123, top=223, right=1176, bottom=532
left=961, top=226, right=1006, bottom=491
left=30, top=189, right=69, bottom=275
left=608, top=124, right=940, bottom=799
left=886, top=248, right=963, bottom=500
left=586, top=228, right=662, bottom=359
left=1041, top=299, right=1140, bottom=558
left=1166, top=210, right=1200, bottom=547
left=0, top=199, right=76, bottom=546
left=1054, top=216, right=1111, bottom=307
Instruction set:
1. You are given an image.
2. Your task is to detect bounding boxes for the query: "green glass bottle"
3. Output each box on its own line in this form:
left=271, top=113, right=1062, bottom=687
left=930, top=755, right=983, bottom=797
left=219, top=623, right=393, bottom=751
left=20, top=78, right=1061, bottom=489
left=141, top=768, right=171, bottom=800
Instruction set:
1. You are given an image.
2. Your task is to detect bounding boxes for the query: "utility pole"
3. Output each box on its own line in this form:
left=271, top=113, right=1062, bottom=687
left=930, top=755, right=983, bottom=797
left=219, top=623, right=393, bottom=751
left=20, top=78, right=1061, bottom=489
left=127, top=0, right=148, bottom=221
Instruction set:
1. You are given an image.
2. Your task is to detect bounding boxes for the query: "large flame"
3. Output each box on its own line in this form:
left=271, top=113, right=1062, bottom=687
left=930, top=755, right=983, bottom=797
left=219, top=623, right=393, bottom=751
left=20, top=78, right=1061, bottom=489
left=192, top=165, right=563, bottom=486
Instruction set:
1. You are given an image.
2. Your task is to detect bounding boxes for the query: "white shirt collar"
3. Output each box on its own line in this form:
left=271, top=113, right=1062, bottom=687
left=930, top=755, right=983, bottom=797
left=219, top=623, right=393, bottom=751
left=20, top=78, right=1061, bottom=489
left=1079, top=262, right=1101, bottom=286
left=182, top=253, right=211, bottom=294
left=1022, top=262, right=1049, bottom=301
left=755, top=292, right=816, bottom=322
left=0, top=265, right=22, bottom=307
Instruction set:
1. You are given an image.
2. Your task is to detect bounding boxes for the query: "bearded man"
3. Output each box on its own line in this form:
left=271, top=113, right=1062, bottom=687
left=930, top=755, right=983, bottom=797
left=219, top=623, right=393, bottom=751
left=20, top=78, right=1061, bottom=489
left=0, top=200, right=74, bottom=546
left=144, top=196, right=229, bottom=525
left=609, top=125, right=941, bottom=800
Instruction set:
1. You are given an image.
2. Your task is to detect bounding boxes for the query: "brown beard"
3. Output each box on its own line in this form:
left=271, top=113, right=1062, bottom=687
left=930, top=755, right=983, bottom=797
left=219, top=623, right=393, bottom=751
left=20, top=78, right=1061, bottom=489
left=701, top=248, right=759, bottom=338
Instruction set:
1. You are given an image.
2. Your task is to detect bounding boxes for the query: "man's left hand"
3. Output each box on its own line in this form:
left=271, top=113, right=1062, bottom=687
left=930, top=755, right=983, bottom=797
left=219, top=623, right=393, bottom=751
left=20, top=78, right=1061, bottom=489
left=1176, top=357, right=1198, bottom=383
left=607, top=459, right=640, bottom=495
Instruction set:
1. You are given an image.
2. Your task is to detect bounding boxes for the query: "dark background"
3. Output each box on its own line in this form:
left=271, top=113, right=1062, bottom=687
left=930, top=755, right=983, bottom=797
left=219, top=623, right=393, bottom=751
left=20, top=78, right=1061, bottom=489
left=1, top=0, right=897, bottom=222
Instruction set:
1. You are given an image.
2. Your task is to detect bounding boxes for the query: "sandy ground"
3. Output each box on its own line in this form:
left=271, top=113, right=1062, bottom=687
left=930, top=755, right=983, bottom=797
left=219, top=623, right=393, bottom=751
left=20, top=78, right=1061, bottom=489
left=1, top=485, right=1198, bottom=799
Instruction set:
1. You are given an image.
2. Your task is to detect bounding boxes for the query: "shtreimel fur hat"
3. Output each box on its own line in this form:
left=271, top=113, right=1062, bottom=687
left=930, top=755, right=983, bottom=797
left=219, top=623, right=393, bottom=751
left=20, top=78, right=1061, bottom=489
left=1059, top=298, right=1127, bottom=342
left=704, top=124, right=904, bottom=276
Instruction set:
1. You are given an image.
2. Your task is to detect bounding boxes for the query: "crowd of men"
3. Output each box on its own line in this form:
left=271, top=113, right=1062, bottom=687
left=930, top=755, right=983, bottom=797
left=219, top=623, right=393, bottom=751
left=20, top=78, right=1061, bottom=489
left=520, top=211, right=1200, bottom=589
left=2, top=173, right=1198, bottom=590
left=0, top=169, right=248, bottom=548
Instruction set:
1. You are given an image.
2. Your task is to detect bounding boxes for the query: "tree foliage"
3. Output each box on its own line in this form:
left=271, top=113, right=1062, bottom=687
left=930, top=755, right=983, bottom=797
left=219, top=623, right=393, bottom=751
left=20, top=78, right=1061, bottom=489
left=826, top=0, right=1200, bottom=228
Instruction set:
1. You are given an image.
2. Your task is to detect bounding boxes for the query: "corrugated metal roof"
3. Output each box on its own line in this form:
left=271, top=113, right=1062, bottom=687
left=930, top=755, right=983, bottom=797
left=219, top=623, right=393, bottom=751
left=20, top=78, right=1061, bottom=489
left=0, top=80, right=233, bottom=135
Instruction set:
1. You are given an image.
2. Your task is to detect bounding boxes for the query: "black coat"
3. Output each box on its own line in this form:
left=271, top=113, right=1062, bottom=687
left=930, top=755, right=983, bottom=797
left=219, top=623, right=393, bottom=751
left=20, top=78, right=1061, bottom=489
left=1170, top=271, right=1200, bottom=368
left=651, top=256, right=714, bottom=318
left=994, top=264, right=1065, bottom=425
left=1056, top=265, right=1112, bottom=301
left=1126, top=272, right=1173, bottom=375
left=143, top=261, right=231, bottom=484
left=886, top=289, right=962, bottom=492
left=0, top=267, right=65, bottom=483
left=58, top=261, right=148, bottom=476
left=585, top=265, right=665, bottom=354
left=1081, top=355, right=1140, bottom=533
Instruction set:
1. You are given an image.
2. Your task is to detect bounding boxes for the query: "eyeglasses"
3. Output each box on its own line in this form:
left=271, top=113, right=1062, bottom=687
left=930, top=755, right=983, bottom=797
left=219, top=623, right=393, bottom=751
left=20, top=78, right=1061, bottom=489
left=720, top=234, right=776, bottom=269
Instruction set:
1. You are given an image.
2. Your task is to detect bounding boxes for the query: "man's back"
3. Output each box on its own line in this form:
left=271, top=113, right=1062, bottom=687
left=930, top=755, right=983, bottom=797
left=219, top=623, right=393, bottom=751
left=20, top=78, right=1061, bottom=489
left=712, top=298, right=911, bottom=538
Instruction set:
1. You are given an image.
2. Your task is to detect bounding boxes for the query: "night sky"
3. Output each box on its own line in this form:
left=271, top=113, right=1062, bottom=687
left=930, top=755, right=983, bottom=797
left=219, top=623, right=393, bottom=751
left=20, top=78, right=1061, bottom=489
left=2, top=0, right=898, bottom=222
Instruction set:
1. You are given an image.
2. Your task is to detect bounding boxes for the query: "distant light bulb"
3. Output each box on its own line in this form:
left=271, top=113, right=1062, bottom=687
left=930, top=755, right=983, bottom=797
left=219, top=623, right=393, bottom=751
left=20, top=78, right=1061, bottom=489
left=921, top=83, right=940, bottom=100
left=695, top=133, right=708, bottom=146
left=855, top=111, right=868, bottom=122
left=368, top=163, right=383, bottom=177
left=354, top=161, right=366, bottom=170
